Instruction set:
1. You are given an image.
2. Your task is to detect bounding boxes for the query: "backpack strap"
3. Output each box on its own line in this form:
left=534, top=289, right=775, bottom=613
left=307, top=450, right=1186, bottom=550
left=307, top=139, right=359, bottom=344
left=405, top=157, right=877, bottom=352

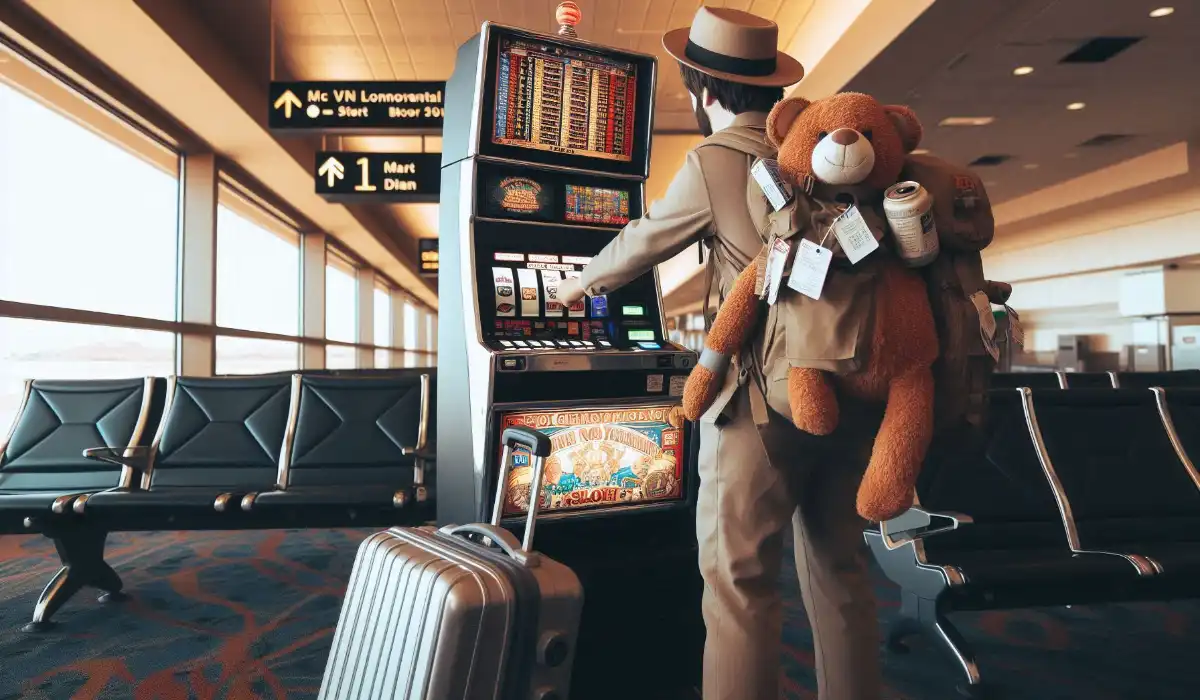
left=694, top=125, right=777, bottom=330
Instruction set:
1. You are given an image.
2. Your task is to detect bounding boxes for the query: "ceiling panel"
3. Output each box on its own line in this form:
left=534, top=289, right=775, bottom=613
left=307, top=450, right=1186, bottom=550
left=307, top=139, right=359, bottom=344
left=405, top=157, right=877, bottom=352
left=845, top=0, right=1200, bottom=204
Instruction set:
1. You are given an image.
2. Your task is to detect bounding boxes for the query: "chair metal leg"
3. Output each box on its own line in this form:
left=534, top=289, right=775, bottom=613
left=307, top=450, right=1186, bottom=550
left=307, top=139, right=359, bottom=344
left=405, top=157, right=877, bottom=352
left=22, top=526, right=122, bottom=632
left=886, top=589, right=926, bottom=653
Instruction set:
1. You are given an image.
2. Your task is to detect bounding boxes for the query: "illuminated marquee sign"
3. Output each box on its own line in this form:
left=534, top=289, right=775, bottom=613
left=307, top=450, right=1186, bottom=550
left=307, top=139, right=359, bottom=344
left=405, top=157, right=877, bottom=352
left=270, top=81, right=445, bottom=133
left=418, top=238, right=438, bottom=276
left=499, top=405, right=684, bottom=516
left=314, top=152, right=441, bottom=204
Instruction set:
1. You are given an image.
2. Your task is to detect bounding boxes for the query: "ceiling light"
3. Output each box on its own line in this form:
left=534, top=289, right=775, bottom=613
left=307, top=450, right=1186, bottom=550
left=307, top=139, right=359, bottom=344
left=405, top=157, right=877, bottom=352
left=1149, top=7, right=1175, bottom=18
left=1013, top=66, right=1034, bottom=76
left=1067, top=102, right=1086, bottom=110
left=939, top=116, right=995, bottom=127
left=1023, top=163, right=1040, bottom=170
left=911, top=148, right=930, bottom=155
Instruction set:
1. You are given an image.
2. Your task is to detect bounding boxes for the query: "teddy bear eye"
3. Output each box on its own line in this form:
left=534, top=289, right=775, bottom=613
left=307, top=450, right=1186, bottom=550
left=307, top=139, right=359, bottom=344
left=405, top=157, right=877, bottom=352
left=862, top=129, right=874, bottom=141
left=818, top=131, right=829, bottom=140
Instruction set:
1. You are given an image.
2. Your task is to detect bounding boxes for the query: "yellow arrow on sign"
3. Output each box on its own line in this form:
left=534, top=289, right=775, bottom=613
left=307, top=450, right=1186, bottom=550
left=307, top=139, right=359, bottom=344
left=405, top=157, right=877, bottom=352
left=273, top=90, right=302, bottom=118
left=318, top=157, right=345, bottom=187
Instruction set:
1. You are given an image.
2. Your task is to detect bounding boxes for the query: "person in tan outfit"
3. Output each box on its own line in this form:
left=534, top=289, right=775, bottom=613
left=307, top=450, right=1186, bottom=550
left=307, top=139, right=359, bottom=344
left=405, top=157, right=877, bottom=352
left=557, top=7, right=882, bottom=700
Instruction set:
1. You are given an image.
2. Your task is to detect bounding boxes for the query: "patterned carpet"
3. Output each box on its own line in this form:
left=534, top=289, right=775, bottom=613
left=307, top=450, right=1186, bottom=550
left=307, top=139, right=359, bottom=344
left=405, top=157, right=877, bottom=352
left=1, top=529, right=1198, bottom=700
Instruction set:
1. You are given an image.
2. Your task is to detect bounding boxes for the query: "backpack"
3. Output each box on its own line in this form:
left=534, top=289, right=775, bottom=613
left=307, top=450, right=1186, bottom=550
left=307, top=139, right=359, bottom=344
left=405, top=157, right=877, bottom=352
left=901, top=154, right=1011, bottom=432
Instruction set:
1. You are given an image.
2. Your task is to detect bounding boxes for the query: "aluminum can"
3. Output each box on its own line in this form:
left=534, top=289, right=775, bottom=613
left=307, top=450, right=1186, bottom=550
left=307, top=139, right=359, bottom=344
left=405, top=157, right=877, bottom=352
left=884, top=181, right=939, bottom=267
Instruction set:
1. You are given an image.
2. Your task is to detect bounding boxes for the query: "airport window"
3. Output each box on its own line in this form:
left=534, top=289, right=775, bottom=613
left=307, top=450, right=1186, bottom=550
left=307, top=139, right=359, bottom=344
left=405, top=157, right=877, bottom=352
left=326, top=248, right=357, bottom=344
left=214, top=336, right=298, bottom=376
left=0, top=318, right=174, bottom=432
left=0, top=78, right=179, bottom=321
left=403, top=300, right=420, bottom=367
left=374, top=348, right=391, bottom=370
left=374, top=285, right=392, bottom=348
left=216, top=187, right=301, bottom=336
left=326, top=344, right=356, bottom=370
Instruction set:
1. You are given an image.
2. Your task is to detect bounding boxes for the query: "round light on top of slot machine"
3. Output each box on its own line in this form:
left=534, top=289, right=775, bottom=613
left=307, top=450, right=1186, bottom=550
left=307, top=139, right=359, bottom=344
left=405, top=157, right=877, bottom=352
left=557, top=2, right=582, bottom=38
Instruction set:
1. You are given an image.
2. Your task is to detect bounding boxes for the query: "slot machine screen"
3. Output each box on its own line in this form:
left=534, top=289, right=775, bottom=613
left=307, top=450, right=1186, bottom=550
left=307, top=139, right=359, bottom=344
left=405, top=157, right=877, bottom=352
left=479, top=28, right=655, bottom=176
left=564, top=184, right=630, bottom=226
left=497, top=404, right=685, bottom=516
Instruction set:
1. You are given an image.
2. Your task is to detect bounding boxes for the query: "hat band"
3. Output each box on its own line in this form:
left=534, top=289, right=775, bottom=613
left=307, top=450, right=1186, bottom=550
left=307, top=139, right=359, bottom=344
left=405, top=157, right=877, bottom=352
left=685, top=39, right=777, bottom=78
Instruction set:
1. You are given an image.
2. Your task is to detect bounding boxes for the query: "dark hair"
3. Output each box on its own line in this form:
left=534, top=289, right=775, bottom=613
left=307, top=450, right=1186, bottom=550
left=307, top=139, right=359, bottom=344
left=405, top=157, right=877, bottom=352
left=679, top=64, right=784, bottom=115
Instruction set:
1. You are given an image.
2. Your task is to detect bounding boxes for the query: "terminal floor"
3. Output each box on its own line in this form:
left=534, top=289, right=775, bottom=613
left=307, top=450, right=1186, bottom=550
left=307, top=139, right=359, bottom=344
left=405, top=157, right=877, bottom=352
left=0, top=530, right=1198, bottom=700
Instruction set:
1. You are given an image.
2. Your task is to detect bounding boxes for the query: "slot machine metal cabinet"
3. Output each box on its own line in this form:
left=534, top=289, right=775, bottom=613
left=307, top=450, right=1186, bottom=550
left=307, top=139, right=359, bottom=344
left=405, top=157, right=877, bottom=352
left=437, top=23, right=702, bottom=700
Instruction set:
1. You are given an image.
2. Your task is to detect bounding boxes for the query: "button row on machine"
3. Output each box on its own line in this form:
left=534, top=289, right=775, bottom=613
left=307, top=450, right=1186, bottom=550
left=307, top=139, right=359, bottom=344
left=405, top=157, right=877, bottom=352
left=499, top=339, right=609, bottom=349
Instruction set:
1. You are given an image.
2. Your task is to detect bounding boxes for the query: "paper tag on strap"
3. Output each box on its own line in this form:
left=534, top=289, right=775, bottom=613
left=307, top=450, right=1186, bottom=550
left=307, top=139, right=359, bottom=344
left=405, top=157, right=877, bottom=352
left=787, top=240, right=833, bottom=300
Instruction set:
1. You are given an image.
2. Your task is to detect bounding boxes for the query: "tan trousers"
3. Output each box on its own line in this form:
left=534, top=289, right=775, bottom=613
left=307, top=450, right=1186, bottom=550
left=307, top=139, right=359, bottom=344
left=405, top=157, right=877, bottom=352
left=696, top=375, right=882, bottom=700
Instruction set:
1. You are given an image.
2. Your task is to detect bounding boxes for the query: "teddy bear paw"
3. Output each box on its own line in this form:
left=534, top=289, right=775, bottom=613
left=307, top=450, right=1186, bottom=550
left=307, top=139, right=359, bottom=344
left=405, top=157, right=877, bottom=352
left=791, top=406, right=838, bottom=436
left=682, top=366, right=718, bottom=421
left=855, top=487, right=915, bottom=523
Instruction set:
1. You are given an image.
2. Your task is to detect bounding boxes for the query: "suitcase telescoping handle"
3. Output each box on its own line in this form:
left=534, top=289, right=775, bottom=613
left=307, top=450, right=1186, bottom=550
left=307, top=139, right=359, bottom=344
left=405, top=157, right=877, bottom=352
left=440, top=426, right=553, bottom=567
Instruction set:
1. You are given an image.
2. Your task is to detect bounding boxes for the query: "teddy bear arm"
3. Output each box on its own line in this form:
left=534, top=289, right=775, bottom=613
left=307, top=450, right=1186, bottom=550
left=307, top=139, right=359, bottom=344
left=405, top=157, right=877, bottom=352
left=681, top=260, right=762, bottom=421
left=855, top=366, right=935, bottom=522
left=786, top=367, right=838, bottom=436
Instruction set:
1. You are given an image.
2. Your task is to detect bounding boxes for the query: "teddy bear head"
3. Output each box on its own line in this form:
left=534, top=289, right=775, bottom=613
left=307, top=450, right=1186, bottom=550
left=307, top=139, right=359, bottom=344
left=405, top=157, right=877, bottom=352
left=766, top=92, right=922, bottom=193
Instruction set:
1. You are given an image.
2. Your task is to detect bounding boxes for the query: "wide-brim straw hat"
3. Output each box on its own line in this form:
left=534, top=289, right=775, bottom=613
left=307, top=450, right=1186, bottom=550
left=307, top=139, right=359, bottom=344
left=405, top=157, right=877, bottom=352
left=663, top=6, right=805, bottom=88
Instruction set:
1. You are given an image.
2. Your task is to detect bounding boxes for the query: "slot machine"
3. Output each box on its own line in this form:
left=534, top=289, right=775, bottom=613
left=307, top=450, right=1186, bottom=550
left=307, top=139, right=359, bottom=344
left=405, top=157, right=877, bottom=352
left=438, top=16, right=702, bottom=700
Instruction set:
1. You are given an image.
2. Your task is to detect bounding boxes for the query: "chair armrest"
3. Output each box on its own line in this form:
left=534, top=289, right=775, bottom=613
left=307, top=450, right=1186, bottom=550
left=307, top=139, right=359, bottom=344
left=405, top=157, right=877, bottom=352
left=82, top=446, right=151, bottom=473
left=877, top=507, right=974, bottom=551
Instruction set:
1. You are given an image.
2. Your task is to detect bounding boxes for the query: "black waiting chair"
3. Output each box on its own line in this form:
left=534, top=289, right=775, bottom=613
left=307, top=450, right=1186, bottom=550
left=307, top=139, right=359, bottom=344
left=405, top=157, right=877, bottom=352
left=1026, top=388, right=1200, bottom=586
left=1114, top=370, right=1200, bottom=390
left=989, top=371, right=1063, bottom=390
left=241, top=373, right=432, bottom=526
left=867, top=388, right=1158, bottom=695
left=0, top=378, right=163, bottom=631
left=75, top=375, right=293, bottom=529
left=1058, top=371, right=1116, bottom=389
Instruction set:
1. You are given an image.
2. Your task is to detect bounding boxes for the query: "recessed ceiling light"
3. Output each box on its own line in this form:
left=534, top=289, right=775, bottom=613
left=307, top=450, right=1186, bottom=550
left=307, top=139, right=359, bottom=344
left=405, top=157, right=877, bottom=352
left=1013, top=66, right=1034, bottom=76
left=1149, top=7, right=1175, bottom=18
left=1023, top=163, right=1040, bottom=170
left=1067, top=102, right=1086, bottom=110
left=911, top=148, right=930, bottom=155
left=939, top=116, right=995, bottom=127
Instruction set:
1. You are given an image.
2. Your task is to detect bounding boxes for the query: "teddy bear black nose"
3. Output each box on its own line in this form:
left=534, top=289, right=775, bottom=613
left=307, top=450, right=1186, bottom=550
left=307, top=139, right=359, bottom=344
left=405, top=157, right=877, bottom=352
left=830, top=128, right=859, bottom=146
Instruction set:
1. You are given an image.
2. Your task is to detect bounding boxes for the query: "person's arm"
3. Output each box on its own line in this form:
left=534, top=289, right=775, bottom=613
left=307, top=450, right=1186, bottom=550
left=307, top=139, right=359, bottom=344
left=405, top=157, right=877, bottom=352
left=569, top=150, right=714, bottom=300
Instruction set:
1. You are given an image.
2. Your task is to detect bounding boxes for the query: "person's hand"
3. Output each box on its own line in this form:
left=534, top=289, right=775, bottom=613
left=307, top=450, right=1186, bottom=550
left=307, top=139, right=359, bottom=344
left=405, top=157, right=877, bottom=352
left=557, top=276, right=586, bottom=306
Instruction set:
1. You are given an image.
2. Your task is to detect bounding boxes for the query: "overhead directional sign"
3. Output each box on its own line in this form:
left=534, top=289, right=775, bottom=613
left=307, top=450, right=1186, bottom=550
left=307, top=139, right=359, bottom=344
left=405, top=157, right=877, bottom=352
left=270, top=81, right=445, bottom=133
left=419, top=239, right=439, bottom=276
left=314, top=152, right=442, bottom=203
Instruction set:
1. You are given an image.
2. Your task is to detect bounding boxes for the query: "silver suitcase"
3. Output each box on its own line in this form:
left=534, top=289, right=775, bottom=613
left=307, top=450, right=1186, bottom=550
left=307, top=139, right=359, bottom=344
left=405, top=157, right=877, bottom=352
left=319, top=427, right=583, bottom=700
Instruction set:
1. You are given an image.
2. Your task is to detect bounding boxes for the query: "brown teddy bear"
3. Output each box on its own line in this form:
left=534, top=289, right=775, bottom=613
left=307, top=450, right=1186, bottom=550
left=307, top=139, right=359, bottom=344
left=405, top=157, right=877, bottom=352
left=681, top=92, right=938, bottom=522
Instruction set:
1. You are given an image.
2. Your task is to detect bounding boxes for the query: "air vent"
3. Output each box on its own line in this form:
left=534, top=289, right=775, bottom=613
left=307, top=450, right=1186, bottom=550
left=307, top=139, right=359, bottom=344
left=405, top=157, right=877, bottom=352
left=1078, top=133, right=1135, bottom=148
left=969, top=154, right=1012, bottom=167
left=1059, top=37, right=1143, bottom=63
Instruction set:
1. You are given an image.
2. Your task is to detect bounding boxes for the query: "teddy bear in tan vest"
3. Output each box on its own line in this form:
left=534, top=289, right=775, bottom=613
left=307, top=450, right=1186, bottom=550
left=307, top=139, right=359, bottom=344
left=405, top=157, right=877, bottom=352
left=682, top=92, right=939, bottom=522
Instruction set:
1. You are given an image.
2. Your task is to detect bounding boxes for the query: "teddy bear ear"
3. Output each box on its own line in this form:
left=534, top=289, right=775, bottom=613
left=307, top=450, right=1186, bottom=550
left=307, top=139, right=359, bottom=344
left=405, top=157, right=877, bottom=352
left=884, top=105, right=923, bottom=153
left=766, top=97, right=811, bottom=148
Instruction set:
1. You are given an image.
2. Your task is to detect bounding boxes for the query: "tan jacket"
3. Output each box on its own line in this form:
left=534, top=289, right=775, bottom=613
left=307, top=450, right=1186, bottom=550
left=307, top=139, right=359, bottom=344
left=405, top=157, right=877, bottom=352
left=580, top=112, right=776, bottom=300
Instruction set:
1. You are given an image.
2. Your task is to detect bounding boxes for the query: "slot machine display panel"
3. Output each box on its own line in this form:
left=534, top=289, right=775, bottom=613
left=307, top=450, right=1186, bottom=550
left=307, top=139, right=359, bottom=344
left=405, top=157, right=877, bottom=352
left=476, top=31, right=656, bottom=177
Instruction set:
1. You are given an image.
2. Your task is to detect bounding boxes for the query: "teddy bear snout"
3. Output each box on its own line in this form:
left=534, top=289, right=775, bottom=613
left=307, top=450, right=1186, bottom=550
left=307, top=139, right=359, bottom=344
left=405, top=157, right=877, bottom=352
left=830, top=128, right=859, bottom=145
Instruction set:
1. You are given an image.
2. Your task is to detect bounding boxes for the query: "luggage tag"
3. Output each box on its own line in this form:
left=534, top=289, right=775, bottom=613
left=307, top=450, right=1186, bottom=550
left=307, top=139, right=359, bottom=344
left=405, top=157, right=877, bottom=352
left=1005, top=305, right=1025, bottom=351
left=831, top=205, right=879, bottom=265
left=762, top=237, right=792, bottom=305
left=787, top=239, right=833, bottom=300
left=970, top=291, right=1000, bottom=361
